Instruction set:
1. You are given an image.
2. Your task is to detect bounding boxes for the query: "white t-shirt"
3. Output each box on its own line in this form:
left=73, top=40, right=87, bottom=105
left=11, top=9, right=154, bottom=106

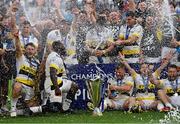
left=45, top=51, right=66, bottom=78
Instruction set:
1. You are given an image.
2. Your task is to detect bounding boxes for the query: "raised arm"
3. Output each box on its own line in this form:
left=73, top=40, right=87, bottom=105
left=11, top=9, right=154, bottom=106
left=13, top=29, right=23, bottom=58
left=148, top=70, right=162, bottom=87
left=7, top=2, right=23, bottom=58
left=155, top=51, right=174, bottom=77
left=54, top=0, right=65, bottom=21
left=119, top=53, right=136, bottom=75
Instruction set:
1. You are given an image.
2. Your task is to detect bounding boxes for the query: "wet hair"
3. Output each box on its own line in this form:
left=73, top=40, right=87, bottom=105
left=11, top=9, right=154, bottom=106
left=60, top=19, right=70, bottom=24
left=0, top=7, right=7, bottom=17
left=168, top=64, right=177, bottom=70
left=115, top=63, right=125, bottom=70
left=12, top=0, right=20, bottom=3
left=140, top=62, right=149, bottom=69
left=24, top=42, right=35, bottom=49
left=169, top=2, right=176, bottom=9
left=23, top=20, right=31, bottom=26
left=52, top=41, right=66, bottom=56
left=126, top=11, right=136, bottom=18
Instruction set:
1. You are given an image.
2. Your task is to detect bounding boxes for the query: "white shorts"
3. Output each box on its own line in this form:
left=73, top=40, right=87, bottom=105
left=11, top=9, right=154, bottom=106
left=112, top=95, right=129, bottom=110
left=136, top=93, right=155, bottom=107
left=44, top=78, right=73, bottom=103
left=142, top=100, right=155, bottom=107
left=170, top=96, right=180, bottom=107
left=21, top=84, right=35, bottom=101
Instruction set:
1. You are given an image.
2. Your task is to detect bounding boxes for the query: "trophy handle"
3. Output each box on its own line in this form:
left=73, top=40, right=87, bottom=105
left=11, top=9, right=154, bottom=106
left=86, top=80, right=94, bottom=103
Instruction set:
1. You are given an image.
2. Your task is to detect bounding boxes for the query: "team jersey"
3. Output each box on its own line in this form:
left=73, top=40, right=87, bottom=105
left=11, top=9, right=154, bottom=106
left=16, top=55, right=39, bottom=87
left=45, top=51, right=66, bottom=87
left=119, top=24, right=143, bottom=63
left=161, top=77, right=180, bottom=96
left=108, top=24, right=121, bottom=41
left=47, top=30, right=62, bottom=45
left=132, top=72, right=157, bottom=101
left=108, top=75, right=134, bottom=97
left=66, top=27, right=76, bottom=56
left=85, top=25, right=114, bottom=51
left=19, top=33, right=38, bottom=48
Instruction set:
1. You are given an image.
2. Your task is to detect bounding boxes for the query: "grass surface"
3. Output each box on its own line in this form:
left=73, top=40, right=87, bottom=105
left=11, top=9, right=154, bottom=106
left=0, top=110, right=166, bottom=123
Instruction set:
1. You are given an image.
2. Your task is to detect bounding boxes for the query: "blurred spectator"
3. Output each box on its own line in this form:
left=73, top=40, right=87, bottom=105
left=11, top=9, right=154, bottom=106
left=37, top=20, right=55, bottom=57
left=84, top=0, right=96, bottom=24
left=85, top=12, right=114, bottom=64
left=135, top=1, right=149, bottom=26
left=160, top=1, right=180, bottom=66
left=107, top=10, right=122, bottom=41
left=75, top=2, right=98, bottom=64
left=126, top=0, right=137, bottom=12
left=107, top=10, right=123, bottom=63
left=140, top=15, right=162, bottom=64
left=17, top=14, right=26, bottom=30
left=19, top=21, right=39, bottom=49
left=75, top=11, right=92, bottom=64
left=0, top=4, right=17, bottom=112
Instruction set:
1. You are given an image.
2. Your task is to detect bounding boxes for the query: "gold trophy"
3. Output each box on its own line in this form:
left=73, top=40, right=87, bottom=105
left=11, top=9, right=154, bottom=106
left=86, top=76, right=103, bottom=116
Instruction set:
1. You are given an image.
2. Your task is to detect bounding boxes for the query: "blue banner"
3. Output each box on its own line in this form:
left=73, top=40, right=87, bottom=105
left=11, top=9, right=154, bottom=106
left=67, top=64, right=116, bottom=110
left=67, top=63, right=164, bottom=109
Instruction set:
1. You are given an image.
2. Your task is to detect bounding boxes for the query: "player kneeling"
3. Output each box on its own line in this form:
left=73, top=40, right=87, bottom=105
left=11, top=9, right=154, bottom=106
left=38, top=41, right=78, bottom=113
left=11, top=41, right=78, bottom=116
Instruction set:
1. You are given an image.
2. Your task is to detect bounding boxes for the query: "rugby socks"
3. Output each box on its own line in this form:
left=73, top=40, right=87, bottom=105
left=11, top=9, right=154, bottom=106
left=62, top=98, right=72, bottom=111
left=15, top=106, right=42, bottom=116
left=16, top=109, right=24, bottom=115
left=10, top=98, right=18, bottom=117
left=62, top=93, right=72, bottom=111
left=11, top=98, right=18, bottom=112
left=165, top=103, right=174, bottom=109
left=157, top=102, right=164, bottom=111
left=30, top=106, right=42, bottom=113
left=103, top=98, right=113, bottom=110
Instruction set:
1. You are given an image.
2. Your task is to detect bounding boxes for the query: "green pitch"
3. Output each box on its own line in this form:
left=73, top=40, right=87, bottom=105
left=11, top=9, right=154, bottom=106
left=0, top=110, right=166, bottom=123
